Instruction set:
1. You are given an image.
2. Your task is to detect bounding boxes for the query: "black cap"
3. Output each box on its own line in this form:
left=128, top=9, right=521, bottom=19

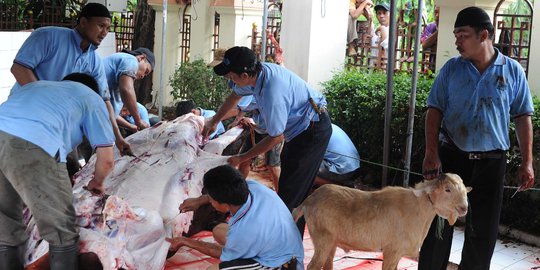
left=122, top=47, right=155, bottom=69
left=455, top=7, right=492, bottom=28
left=374, top=3, right=390, bottom=12
left=79, top=3, right=111, bottom=21
left=213, top=46, right=257, bottom=76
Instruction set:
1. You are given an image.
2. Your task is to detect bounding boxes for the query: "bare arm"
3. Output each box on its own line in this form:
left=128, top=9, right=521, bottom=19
left=118, top=75, right=148, bottom=130
left=228, top=134, right=284, bottom=167
left=179, top=194, right=210, bottom=212
left=423, top=108, right=442, bottom=179
left=514, top=115, right=535, bottom=189
left=203, top=92, right=242, bottom=138
left=10, top=63, right=38, bottom=86
left=105, top=100, right=132, bottom=156
left=167, top=236, right=222, bottom=258
left=116, top=116, right=138, bottom=133
left=350, top=0, right=373, bottom=19
left=86, top=146, right=114, bottom=194
left=421, top=30, right=438, bottom=50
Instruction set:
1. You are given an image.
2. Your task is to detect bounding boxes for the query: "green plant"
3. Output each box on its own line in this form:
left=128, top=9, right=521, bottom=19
left=322, top=68, right=433, bottom=186
left=169, top=59, right=229, bottom=110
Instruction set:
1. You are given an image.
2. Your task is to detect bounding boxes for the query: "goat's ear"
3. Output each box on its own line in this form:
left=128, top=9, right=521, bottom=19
left=466, top=187, right=472, bottom=193
left=447, top=213, right=457, bottom=226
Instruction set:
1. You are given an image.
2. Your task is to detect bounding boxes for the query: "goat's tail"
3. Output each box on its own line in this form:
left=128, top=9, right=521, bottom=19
left=291, top=205, right=304, bottom=222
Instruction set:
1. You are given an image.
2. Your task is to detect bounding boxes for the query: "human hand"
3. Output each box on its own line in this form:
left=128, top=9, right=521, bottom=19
left=180, top=197, right=205, bottom=213
left=422, top=153, right=441, bottom=180
left=166, top=236, right=188, bottom=253
left=136, top=120, right=150, bottom=131
left=85, top=179, right=104, bottom=195
left=202, top=117, right=218, bottom=140
left=116, top=138, right=133, bottom=156
left=227, top=155, right=244, bottom=168
left=516, top=162, right=535, bottom=190
left=238, top=117, right=256, bottom=129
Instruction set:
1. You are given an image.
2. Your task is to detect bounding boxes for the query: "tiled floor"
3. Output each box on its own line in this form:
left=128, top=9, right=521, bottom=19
left=449, top=227, right=540, bottom=270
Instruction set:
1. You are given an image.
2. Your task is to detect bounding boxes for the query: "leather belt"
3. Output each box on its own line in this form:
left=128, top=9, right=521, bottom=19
left=441, top=142, right=505, bottom=160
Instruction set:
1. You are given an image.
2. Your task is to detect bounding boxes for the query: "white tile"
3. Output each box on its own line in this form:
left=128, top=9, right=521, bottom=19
left=10, top=32, right=31, bottom=50
left=449, top=250, right=462, bottom=264
left=491, top=252, right=522, bottom=266
left=489, top=262, right=506, bottom=270
left=497, top=245, right=536, bottom=260
left=0, top=50, right=17, bottom=69
left=502, top=259, right=540, bottom=269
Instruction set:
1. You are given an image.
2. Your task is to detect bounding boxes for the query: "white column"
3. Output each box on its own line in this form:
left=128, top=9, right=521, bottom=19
left=527, top=0, right=540, bottom=96
left=189, top=0, right=215, bottom=61
left=151, top=3, right=181, bottom=106
left=214, top=5, right=264, bottom=49
left=281, top=0, right=348, bottom=91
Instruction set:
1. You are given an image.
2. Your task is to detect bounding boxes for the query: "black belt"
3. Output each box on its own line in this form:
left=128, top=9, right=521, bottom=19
left=441, top=142, right=505, bottom=160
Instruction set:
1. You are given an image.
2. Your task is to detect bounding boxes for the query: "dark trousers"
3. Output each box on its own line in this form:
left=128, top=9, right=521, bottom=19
left=418, top=143, right=506, bottom=270
left=278, top=111, right=332, bottom=235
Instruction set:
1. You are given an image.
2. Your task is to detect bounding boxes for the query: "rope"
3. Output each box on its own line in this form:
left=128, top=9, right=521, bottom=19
left=326, top=150, right=540, bottom=192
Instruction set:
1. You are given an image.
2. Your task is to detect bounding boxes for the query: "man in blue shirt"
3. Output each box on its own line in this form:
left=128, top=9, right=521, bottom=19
left=167, top=165, right=303, bottom=270
left=314, top=124, right=360, bottom=187
left=9, top=3, right=133, bottom=156
left=175, top=100, right=226, bottom=139
left=0, top=73, right=115, bottom=270
left=103, top=47, right=155, bottom=131
left=418, top=7, right=534, bottom=270
left=204, top=47, right=332, bottom=235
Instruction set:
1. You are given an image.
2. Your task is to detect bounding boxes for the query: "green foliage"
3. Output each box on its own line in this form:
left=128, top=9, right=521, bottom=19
left=169, top=59, right=229, bottom=110
left=322, top=69, right=433, bottom=186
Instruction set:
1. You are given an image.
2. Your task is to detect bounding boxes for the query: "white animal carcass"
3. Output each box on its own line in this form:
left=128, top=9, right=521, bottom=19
left=23, top=113, right=244, bottom=270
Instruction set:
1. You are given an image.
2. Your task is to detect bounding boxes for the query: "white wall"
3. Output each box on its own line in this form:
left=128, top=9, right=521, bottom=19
left=0, top=31, right=116, bottom=105
left=189, top=0, right=215, bottom=62
left=281, top=0, right=348, bottom=91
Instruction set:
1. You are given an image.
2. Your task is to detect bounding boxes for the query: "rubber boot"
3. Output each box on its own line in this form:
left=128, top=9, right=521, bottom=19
left=49, top=243, right=78, bottom=270
left=0, top=244, right=24, bottom=270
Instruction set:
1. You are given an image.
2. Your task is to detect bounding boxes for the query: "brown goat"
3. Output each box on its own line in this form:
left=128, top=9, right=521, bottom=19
left=293, top=173, right=471, bottom=270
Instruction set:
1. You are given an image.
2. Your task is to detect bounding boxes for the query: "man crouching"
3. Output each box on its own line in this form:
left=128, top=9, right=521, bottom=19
left=167, top=165, right=303, bottom=270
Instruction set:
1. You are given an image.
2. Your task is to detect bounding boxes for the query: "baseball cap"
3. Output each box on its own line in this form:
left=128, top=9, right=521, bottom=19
left=213, top=46, right=257, bottom=76
left=454, top=6, right=492, bottom=28
left=374, top=3, right=390, bottom=12
left=79, top=3, right=111, bottom=21
left=122, top=47, right=155, bottom=69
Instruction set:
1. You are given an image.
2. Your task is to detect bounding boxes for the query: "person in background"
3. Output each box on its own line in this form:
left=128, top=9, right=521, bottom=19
left=0, top=73, right=115, bottom=270
left=370, top=3, right=390, bottom=68
left=421, top=6, right=439, bottom=51
left=314, top=124, right=361, bottom=187
left=347, top=0, right=374, bottom=56
left=175, top=100, right=226, bottom=139
left=266, top=28, right=284, bottom=65
left=103, top=47, right=155, bottom=132
left=167, top=165, right=303, bottom=270
left=418, top=7, right=534, bottom=270
left=118, top=102, right=151, bottom=136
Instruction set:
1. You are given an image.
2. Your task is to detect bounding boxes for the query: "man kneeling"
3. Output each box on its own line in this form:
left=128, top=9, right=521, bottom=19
left=167, top=165, right=303, bottom=270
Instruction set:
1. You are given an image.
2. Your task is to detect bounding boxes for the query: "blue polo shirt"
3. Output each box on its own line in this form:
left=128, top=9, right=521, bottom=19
left=123, top=102, right=150, bottom=125
left=230, top=63, right=327, bottom=141
left=199, top=108, right=225, bottom=139
left=0, top=81, right=114, bottom=162
left=321, top=124, right=360, bottom=174
left=222, top=180, right=304, bottom=269
left=428, top=48, right=534, bottom=152
left=103, top=53, right=139, bottom=115
left=11, top=27, right=110, bottom=100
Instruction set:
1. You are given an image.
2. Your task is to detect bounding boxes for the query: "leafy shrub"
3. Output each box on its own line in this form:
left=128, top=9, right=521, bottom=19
left=323, top=69, right=433, bottom=186
left=169, top=59, right=229, bottom=110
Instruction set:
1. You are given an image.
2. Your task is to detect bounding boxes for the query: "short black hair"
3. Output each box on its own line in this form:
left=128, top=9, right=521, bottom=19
left=473, top=23, right=495, bottom=41
left=78, top=3, right=111, bottom=24
left=62, top=73, right=99, bottom=94
left=175, top=100, right=196, bottom=117
left=203, top=165, right=249, bottom=206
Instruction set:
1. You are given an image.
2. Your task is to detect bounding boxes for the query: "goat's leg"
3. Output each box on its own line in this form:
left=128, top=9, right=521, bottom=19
left=307, top=234, right=335, bottom=270
left=381, top=251, right=401, bottom=270
left=322, top=245, right=336, bottom=270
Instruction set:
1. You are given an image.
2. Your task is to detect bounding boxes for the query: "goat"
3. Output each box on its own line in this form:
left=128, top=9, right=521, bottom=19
left=293, top=173, right=471, bottom=270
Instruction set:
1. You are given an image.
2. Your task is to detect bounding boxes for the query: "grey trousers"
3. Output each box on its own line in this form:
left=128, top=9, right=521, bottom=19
left=0, top=131, right=78, bottom=246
